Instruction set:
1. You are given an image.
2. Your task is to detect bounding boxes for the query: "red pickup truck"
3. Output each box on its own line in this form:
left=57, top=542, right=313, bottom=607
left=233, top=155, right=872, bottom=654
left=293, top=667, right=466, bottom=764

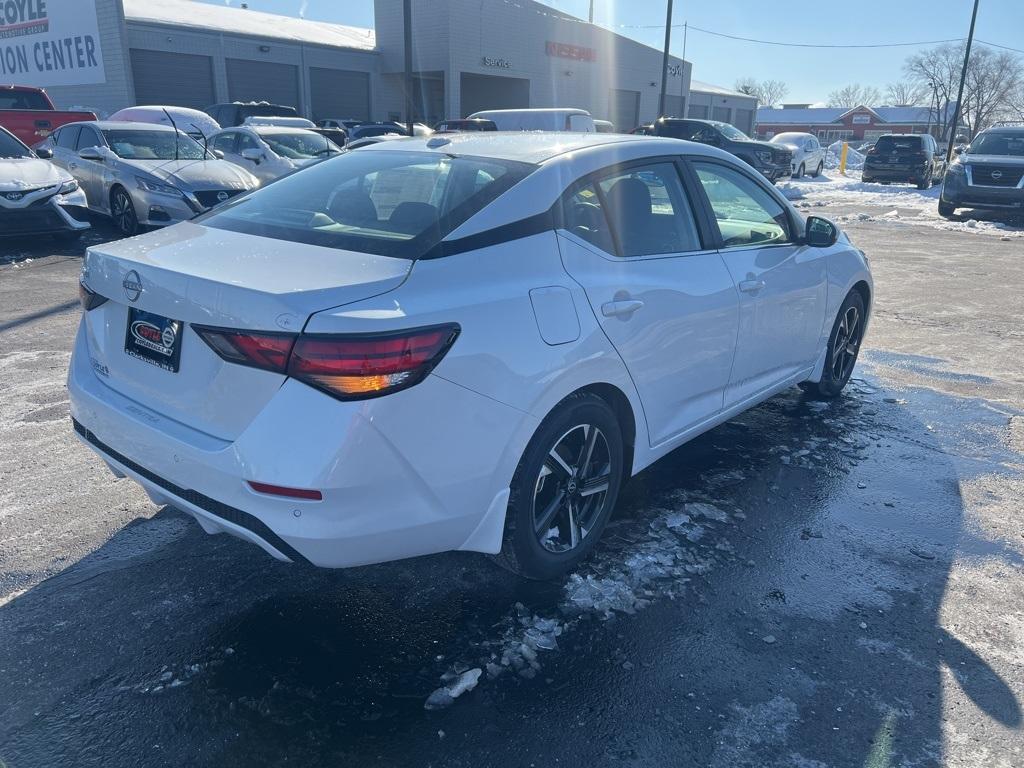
left=0, top=85, right=95, bottom=147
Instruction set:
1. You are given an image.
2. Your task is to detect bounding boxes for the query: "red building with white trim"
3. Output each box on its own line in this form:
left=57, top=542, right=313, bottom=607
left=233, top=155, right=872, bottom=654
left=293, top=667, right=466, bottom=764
left=756, top=103, right=954, bottom=143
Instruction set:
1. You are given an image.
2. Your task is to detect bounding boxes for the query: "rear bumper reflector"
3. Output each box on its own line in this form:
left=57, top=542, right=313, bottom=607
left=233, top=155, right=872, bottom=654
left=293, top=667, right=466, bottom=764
left=72, top=418, right=311, bottom=564
left=248, top=481, right=322, bottom=501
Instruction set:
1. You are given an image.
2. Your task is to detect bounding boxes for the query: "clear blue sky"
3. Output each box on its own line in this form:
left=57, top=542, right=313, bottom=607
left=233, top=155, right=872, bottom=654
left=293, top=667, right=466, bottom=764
left=198, top=0, right=1021, bottom=103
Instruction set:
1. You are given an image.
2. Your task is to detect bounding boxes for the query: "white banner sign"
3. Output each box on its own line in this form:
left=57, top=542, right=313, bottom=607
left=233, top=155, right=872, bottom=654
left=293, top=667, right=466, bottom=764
left=0, top=0, right=106, bottom=87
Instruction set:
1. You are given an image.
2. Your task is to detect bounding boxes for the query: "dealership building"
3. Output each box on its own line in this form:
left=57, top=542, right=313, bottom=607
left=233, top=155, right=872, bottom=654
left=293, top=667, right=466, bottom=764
left=7, top=0, right=709, bottom=131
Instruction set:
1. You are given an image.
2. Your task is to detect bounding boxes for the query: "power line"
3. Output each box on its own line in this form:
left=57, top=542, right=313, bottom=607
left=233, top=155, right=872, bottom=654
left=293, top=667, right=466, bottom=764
left=977, top=39, right=1024, bottom=55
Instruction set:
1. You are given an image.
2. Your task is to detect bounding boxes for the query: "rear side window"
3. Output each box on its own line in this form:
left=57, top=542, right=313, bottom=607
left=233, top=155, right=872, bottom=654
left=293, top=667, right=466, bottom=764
left=693, top=162, right=793, bottom=248
left=56, top=125, right=80, bottom=149
left=563, top=184, right=616, bottom=254
left=198, top=150, right=535, bottom=259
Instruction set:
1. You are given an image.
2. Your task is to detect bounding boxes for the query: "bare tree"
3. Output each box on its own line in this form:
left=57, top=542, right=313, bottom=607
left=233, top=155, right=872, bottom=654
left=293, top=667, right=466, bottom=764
left=734, top=77, right=788, bottom=108
left=961, top=47, right=1023, bottom=137
left=885, top=80, right=927, bottom=106
left=827, top=84, right=882, bottom=108
left=905, top=42, right=1024, bottom=139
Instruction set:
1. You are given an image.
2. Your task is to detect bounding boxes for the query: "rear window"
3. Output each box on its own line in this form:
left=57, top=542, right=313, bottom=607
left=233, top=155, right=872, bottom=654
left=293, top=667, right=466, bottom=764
left=874, top=135, right=922, bottom=152
left=241, top=104, right=298, bottom=120
left=0, top=90, right=50, bottom=110
left=198, top=150, right=536, bottom=259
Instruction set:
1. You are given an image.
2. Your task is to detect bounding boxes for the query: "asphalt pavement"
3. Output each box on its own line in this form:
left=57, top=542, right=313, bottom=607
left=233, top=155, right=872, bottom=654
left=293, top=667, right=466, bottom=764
left=1, top=203, right=1022, bottom=767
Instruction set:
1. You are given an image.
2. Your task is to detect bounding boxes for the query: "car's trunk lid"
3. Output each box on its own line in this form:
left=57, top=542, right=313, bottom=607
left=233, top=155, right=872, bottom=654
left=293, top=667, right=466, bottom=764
left=80, top=221, right=412, bottom=441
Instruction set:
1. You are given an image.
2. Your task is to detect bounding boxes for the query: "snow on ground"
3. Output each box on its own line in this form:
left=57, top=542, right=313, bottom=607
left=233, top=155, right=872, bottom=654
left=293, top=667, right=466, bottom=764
left=778, top=171, right=1024, bottom=239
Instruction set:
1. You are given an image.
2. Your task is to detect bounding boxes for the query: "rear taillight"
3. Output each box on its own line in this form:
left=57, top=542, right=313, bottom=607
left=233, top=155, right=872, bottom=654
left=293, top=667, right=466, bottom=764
left=192, top=326, right=295, bottom=372
left=288, top=325, right=460, bottom=399
left=78, top=281, right=108, bottom=311
left=194, top=323, right=459, bottom=400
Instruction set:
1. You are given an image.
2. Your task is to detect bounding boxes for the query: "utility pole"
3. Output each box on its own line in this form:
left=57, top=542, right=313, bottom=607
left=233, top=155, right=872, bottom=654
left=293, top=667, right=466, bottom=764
left=945, top=0, right=979, bottom=164
left=588, top=0, right=594, bottom=23
left=404, top=0, right=414, bottom=136
left=658, top=0, right=674, bottom=118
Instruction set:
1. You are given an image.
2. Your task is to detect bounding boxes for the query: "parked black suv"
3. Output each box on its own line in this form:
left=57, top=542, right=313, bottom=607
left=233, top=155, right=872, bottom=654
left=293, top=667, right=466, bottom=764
left=644, top=118, right=793, bottom=182
left=862, top=133, right=945, bottom=189
left=939, top=126, right=1024, bottom=218
left=204, top=101, right=299, bottom=127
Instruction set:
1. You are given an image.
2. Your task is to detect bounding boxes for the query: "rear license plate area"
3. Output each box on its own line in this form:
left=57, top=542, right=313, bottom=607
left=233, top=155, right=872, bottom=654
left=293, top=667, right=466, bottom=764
left=125, top=308, right=183, bottom=372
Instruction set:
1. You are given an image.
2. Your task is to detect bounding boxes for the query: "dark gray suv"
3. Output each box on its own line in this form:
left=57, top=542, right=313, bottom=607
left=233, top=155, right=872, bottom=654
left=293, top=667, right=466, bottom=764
left=643, top=118, right=793, bottom=183
left=939, top=126, right=1024, bottom=218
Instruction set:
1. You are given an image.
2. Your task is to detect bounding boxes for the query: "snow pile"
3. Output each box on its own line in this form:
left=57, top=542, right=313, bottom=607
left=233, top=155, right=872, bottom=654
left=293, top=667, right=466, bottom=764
left=826, top=141, right=865, bottom=170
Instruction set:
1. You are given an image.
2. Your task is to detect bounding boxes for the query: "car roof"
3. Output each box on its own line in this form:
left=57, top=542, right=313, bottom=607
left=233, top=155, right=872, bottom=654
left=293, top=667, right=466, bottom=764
left=357, top=131, right=683, bottom=164
left=980, top=125, right=1024, bottom=134
left=240, top=125, right=319, bottom=135
left=80, top=120, right=180, bottom=131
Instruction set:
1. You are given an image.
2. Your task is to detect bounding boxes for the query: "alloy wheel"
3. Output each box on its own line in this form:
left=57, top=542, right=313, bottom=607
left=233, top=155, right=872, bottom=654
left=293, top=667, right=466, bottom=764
left=112, top=190, right=137, bottom=236
left=532, top=423, right=612, bottom=554
left=830, top=304, right=862, bottom=383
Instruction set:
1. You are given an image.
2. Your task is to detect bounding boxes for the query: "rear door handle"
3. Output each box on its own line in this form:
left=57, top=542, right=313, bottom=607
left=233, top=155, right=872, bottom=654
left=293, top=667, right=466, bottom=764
left=601, top=299, right=644, bottom=318
left=738, top=279, right=766, bottom=294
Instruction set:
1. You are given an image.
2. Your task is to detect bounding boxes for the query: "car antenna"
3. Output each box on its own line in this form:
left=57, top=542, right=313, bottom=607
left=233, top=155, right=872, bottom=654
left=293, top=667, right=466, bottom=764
left=162, top=107, right=180, bottom=161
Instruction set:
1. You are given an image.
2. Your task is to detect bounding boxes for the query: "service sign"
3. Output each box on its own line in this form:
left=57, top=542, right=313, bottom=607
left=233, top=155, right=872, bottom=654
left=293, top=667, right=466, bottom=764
left=0, top=0, right=106, bottom=87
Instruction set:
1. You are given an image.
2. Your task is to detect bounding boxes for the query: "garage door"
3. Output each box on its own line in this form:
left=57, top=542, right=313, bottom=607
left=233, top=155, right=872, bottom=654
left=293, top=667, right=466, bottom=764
left=226, top=59, right=300, bottom=112
left=130, top=49, right=215, bottom=110
left=309, top=68, right=370, bottom=122
left=460, top=73, right=529, bottom=117
left=609, top=89, right=640, bottom=132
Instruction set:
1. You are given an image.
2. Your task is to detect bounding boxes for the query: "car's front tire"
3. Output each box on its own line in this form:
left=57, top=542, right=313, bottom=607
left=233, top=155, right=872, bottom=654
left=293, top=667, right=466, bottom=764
left=495, top=392, right=624, bottom=580
left=793, top=162, right=805, bottom=178
left=800, top=290, right=866, bottom=399
left=811, top=162, right=823, bottom=178
left=938, top=200, right=956, bottom=218
left=916, top=175, right=932, bottom=190
left=110, top=186, right=140, bottom=237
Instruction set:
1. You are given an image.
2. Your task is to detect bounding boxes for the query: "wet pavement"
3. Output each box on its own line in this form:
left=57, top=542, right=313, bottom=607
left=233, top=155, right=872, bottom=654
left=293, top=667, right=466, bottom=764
left=2, top=209, right=1023, bottom=767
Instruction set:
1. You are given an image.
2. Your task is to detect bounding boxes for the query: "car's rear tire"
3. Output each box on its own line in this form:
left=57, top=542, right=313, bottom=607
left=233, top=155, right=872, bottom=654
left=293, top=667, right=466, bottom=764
left=800, top=290, right=866, bottom=400
left=793, top=162, right=805, bottom=179
left=110, top=186, right=139, bottom=237
left=916, top=176, right=931, bottom=190
left=938, top=200, right=956, bottom=218
left=811, top=162, right=823, bottom=178
left=494, top=392, right=624, bottom=580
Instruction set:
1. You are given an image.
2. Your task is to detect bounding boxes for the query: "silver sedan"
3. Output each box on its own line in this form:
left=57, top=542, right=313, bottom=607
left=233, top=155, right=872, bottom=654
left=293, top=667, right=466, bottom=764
left=44, top=121, right=260, bottom=237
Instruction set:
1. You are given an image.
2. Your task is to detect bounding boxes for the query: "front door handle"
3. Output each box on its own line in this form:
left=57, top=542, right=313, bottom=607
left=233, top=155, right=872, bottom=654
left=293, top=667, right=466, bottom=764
left=69, top=162, right=77, bottom=169
left=601, top=299, right=644, bottom=318
left=738, top=279, right=766, bottom=294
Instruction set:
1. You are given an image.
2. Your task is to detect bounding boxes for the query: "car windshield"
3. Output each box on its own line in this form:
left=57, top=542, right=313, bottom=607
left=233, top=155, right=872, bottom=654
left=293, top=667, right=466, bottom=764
left=716, top=123, right=750, bottom=141
left=0, top=130, right=33, bottom=159
left=198, top=150, right=535, bottom=259
left=969, top=132, right=1024, bottom=156
left=262, top=131, right=339, bottom=159
left=770, top=133, right=805, bottom=144
left=874, top=136, right=921, bottom=152
left=102, top=129, right=208, bottom=160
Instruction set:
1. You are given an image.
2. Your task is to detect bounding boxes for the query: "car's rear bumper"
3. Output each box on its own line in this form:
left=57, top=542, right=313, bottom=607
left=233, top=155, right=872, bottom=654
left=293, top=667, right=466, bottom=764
left=68, top=321, right=533, bottom=568
left=862, top=164, right=929, bottom=183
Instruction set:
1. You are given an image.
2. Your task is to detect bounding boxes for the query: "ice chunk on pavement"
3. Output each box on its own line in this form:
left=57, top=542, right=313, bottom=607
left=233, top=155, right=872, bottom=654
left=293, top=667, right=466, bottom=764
left=685, top=502, right=728, bottom=523
left=424, top=668, right=482, bottom=710
left=665, top=511, right=692, bottom=529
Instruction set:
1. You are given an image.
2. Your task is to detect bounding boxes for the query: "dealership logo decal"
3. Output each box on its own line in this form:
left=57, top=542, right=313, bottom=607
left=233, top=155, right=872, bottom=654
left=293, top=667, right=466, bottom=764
left=122, top=270, right=143, bottom=302
left=545, top=41, right=597, bottom=62
left=0, top=0, right=48, bottom=39
left=481, top=56, right=511, bottom=69
left=216, top=190, right=229, bottom=202
left=130, top=320, right=175, bottom=357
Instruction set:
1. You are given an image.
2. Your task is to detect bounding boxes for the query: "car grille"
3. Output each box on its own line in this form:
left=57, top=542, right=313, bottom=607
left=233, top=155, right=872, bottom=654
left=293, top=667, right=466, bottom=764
left=970, top=165, right=1024, bottom=187
left=0, top=185, right=54, bottom=203
left=774, top=149, right=792, bottom=164
left=0, top=208, right=64, bottom=234
left=194, top=189, right=244, bottom=209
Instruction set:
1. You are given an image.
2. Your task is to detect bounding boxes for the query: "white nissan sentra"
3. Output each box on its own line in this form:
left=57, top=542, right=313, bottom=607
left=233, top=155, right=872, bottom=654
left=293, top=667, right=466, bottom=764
left=69, top=132, right=872, bottom=579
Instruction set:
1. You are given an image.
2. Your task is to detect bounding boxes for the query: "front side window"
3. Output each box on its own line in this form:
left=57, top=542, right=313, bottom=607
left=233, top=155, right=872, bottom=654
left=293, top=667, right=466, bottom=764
left=212, top=132, right=236, bottom=154
left=101, top=129, right=206, bottom=160
left=694, top=162, right=792, bottom=248
left=238, top=132, right=261, bottom=153
left=76, top=127, right=103, bottom=151
left=198, top=150, right=534, bottom=259
left=598, top=163, right=701, bottom=256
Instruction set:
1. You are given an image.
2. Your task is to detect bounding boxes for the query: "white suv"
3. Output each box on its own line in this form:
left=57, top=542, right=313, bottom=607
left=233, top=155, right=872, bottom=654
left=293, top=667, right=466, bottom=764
left=70, top=133, right=871, bottom=579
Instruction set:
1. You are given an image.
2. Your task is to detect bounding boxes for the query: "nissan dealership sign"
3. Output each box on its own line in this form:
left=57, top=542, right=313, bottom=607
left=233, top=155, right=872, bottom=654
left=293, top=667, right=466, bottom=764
left=0, top=0, right=106, bottom=86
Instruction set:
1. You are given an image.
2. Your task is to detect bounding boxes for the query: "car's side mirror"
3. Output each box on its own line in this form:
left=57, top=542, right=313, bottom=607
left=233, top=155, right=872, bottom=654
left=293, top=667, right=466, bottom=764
left=240, top=148, right=263, bottom=164
left=35, top=147, right=53, bottom=159
left=805, top=215, right=839, bottom=248
left=212, top=149, right=225, bottom=159
left=953, top=145, right=965, bottom=156
left=78, top=146, right=103, bottom=161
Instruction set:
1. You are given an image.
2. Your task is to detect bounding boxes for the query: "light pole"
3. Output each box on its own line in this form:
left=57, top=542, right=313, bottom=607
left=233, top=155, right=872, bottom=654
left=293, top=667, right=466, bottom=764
left=945, top=0, right=980, bottom=165
left=658, top=0, right=674, bottom=118
left=403, top=0, right=414, bottom=136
